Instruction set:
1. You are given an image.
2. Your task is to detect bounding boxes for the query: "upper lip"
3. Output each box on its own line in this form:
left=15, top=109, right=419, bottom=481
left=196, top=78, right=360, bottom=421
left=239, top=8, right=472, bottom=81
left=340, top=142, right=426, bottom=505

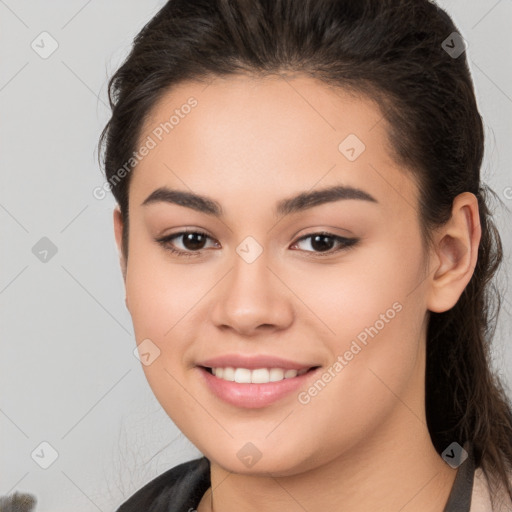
left=197, top=354, right=320, bottom=371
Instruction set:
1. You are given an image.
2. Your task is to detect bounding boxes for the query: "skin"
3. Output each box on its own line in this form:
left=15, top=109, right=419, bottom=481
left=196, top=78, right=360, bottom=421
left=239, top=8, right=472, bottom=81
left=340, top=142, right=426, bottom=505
left=113, top=74, right=481, bottom=512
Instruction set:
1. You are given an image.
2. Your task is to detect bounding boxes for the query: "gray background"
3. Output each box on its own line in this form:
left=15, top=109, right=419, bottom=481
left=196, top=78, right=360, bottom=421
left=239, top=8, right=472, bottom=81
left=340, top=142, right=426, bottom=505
left=0, top=1, right=511, bottom=511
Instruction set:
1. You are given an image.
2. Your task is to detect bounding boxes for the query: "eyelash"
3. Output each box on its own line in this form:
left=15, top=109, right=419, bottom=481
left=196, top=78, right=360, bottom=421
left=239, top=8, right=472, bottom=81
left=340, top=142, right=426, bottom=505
left=155, top=230, right=359, bottom=258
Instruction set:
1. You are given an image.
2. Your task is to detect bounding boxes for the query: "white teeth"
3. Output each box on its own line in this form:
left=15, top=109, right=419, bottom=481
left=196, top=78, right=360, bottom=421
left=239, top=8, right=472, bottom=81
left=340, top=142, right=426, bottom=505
left=222, top=367, right=235, bottom=381
left=210, top=367, right=309, bottom=383
left=251, top=368, right=270, bottom=383
left=234, top=368, right=251, bottom=383
left=269, top=368, right=284, bottom=382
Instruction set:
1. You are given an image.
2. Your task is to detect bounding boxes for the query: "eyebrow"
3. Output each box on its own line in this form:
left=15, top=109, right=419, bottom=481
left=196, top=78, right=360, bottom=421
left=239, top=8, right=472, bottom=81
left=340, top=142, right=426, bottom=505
left=142, top=184, right=378, bottom=217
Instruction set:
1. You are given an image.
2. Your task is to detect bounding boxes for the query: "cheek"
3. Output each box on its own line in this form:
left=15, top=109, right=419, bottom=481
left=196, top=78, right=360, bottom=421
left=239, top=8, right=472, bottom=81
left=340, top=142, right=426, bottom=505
left=125, top=241, right=209, bottom=339
left=289, top=230, right=425, bottom=342
left=124, top=241, right=218, bottom=398
left=295, top=233, right=427, bottom=407
left=123, top=247, right=205, bottom=427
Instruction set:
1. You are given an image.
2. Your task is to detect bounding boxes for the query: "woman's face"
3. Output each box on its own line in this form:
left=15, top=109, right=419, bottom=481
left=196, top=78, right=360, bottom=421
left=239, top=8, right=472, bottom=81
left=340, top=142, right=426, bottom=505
left=116, top=74, right=434, bottom=475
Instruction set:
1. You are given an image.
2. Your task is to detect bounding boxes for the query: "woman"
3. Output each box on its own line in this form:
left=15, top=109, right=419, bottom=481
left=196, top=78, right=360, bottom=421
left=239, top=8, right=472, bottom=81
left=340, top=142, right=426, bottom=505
left=99, top=0, right=512, bottom=510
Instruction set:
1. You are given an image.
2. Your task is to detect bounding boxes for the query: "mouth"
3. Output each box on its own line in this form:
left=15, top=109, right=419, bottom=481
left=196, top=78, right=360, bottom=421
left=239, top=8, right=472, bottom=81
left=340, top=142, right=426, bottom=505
left=196, top=364, right=322, bottom=408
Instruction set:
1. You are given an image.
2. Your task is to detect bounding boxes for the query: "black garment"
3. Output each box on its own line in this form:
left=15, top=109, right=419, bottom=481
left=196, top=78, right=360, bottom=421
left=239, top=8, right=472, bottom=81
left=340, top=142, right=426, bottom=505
left=115, top=445, right=475, bottom=512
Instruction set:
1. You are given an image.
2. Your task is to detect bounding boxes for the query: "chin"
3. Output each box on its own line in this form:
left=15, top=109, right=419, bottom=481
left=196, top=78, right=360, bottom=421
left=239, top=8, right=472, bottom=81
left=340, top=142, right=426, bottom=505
left=207, top=445, right=316, bottom=477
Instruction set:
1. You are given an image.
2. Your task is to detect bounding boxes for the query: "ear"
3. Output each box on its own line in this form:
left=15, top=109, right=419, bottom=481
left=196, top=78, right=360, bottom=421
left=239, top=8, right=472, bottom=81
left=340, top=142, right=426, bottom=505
left=113, top=206, right=127, bottom=283
left=426, top=192, right=481, bottom=313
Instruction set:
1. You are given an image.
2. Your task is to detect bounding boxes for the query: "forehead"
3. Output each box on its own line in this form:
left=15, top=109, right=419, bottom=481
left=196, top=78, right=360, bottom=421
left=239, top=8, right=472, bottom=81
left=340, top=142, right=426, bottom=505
left=140, top=73, right=388, bottom=156
left=130, top=74, right=418, bottom=219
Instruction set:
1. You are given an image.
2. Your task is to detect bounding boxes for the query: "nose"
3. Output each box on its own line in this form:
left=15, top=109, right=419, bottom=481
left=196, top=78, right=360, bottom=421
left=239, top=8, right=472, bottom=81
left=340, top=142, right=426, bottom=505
left=210, top=248, right=295, bottom=337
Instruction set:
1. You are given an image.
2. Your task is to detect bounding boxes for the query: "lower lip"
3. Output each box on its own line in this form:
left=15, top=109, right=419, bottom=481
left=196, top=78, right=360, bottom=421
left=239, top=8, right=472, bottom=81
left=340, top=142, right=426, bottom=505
left=197, top=366, right=320, bottom=409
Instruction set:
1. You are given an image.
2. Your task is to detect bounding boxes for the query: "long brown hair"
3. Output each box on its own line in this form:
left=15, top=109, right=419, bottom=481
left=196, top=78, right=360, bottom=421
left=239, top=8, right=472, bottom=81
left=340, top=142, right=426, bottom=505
left=99, top=0, right=512, bottom=505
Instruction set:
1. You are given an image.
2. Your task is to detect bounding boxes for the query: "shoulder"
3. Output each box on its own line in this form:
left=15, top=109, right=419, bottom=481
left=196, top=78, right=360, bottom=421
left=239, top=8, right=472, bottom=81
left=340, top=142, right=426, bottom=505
left=115, top=456, right=210, bottom=512
left=470, top=467, right=512, bottom=512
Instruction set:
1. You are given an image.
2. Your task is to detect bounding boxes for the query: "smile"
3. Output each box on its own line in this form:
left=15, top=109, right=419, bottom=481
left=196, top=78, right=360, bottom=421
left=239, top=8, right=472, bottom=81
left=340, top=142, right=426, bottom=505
left=197, top=365, right=321, bottom=408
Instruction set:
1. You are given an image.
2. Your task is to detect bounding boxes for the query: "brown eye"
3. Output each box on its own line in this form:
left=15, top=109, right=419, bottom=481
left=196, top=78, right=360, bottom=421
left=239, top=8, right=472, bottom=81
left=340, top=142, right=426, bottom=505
left=292, top=232, right=359, bottom=255
left=156, top=230, right=218, bottom=257
left=180, top=232, right=208, bottom=251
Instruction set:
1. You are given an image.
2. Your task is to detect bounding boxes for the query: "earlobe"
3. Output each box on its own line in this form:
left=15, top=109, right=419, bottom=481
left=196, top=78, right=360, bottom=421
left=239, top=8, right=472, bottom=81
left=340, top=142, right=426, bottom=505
left=426, top=192, right=481, bottom=313
left=113, top=207, right=127, bottom=283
